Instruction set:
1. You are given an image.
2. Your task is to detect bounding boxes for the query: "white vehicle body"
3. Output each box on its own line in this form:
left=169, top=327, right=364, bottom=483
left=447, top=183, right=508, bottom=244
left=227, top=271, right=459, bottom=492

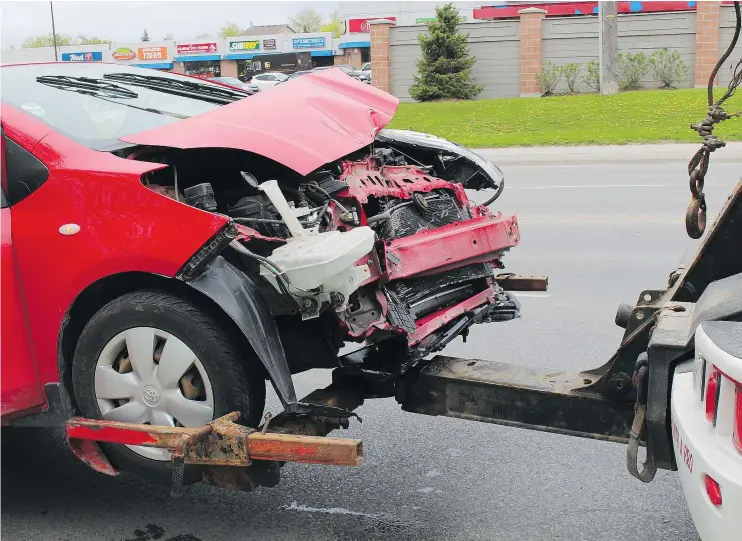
left=250, top=72, right=288, bottom=90
left=671, top=321, right=742, bottom=541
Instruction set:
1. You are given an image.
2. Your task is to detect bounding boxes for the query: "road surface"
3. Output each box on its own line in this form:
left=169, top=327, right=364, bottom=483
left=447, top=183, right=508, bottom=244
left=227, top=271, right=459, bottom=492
left=3, top=151, right=740, bottom=541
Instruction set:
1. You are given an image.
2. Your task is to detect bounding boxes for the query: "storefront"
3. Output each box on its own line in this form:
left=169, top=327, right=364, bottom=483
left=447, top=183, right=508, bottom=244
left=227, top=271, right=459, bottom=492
left=290, top=36, right=335, bottom=68
left=111, top=44, right=174, bottom=71
left=231, top=52, right=312, bottom=80
left=174, top=42, right=221, bottom=77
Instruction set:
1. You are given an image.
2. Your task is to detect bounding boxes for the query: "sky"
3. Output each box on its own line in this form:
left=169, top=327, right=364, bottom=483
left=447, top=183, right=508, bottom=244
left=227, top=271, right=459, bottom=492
left=0, top=0, right=341, bottom=48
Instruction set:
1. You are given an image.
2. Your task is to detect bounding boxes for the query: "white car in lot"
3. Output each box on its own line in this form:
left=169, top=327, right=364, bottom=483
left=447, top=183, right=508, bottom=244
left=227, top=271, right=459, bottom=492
left=249, top=72, right=288, bottom=91
left=671, top=321, right=742, bottom=541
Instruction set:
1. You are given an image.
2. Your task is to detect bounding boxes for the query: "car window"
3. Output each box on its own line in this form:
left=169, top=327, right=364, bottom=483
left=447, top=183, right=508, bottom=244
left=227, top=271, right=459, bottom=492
left=3, top=135, right=49, bottom=206
left=1, top=63, right=232, bottom=150
left=265, top=75, right=277, bottom=81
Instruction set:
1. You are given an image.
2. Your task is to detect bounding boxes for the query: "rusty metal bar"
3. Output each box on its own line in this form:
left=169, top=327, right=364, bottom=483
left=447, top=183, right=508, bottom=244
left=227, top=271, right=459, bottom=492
left=66, top=412, right=363, bottom=467
left=495, top=273, right=549, bottom=291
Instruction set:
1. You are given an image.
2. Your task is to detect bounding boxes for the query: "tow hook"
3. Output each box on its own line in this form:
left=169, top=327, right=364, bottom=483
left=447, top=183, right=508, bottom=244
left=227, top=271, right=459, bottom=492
left=626, top=352, right=657, bottom=483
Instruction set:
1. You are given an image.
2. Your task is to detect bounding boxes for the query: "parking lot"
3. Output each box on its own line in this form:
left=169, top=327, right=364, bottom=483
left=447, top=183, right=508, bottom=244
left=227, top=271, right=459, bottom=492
left=3, top=153, right=739, bottom=541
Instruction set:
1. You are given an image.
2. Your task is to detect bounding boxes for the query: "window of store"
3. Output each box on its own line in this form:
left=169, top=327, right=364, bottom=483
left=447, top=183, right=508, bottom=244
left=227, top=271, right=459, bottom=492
left=361, top=48, right=371, bottom=63
left=183, top=60, right=221, bottom=77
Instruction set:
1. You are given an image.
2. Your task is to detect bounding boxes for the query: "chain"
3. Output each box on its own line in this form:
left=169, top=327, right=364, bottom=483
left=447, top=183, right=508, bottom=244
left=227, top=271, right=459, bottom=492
left=685, top=1, right=741, bottom=239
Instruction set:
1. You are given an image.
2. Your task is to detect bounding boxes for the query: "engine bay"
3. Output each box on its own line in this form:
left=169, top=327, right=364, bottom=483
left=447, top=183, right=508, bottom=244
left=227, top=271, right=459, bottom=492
left=127, top=133, right=520, bottom=374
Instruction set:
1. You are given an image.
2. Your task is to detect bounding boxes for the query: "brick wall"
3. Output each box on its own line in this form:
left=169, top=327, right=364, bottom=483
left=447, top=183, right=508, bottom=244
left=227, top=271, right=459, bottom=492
left=370, top=19, right=394, bottom=93
left=695, top=0, right=721, bottom=87
left=371, top=2, right=725, bottom=99
left=338, top=48, right=363, bottom=68
left=519, top=8, right=548, bottom=97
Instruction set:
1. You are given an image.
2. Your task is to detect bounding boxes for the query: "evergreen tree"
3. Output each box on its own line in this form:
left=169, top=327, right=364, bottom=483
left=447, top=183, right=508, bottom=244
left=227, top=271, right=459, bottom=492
left=409, top=4, right=483, bottom=101
left=141, top=29, right=150, bottom=42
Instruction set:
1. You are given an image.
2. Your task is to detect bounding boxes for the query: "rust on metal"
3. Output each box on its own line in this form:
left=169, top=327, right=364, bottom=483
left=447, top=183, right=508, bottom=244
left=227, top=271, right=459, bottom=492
left=66, top=410, right=363, bottom=468
left=248, top=433, right=363, bottom=466
left=495, top=273, right=549, bottom=291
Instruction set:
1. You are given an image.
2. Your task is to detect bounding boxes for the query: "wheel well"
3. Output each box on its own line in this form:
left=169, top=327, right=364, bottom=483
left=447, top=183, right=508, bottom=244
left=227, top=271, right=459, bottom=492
left=58, top=272, right=266, bottom=410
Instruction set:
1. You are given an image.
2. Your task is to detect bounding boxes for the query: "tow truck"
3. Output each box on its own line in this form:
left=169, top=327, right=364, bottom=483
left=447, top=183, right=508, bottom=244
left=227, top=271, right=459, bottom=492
left=2, top=4, right=741, bottom=539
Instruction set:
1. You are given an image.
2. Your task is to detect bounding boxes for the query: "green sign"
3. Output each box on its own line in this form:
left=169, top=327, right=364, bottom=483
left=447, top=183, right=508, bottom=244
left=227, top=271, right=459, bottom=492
left=229, top=40, right=260, bottom=52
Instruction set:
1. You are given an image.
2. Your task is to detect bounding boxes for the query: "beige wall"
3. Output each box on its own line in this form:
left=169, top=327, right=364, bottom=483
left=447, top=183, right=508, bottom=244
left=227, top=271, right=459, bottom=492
left=172, top=62, right=185, bottom=74
left=338, top=48, right=363, bottom=68
left=220, top=60, right=238, bottom=78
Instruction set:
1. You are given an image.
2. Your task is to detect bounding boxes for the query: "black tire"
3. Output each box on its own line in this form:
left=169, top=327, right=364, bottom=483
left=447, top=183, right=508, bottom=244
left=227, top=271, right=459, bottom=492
left=72, top=289, right=265, bottom=486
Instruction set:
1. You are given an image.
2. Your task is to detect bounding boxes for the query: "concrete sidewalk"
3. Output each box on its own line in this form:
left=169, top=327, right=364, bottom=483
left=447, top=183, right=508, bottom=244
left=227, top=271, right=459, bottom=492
left=476, top=142, right=742, bottom=166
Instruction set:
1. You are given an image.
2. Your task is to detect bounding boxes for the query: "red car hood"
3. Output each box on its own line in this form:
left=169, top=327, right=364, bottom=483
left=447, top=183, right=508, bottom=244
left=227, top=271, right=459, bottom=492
left=121, top=69, right=399, bottom=176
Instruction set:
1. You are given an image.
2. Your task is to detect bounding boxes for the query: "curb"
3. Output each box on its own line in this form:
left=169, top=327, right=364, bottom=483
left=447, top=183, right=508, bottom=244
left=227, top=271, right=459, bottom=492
left=475, top=143, right=742, bottom=166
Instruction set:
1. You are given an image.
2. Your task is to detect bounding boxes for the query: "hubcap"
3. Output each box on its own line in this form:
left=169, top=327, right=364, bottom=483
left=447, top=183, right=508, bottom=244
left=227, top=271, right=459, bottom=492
left=94, top=327, right=215, bottom=461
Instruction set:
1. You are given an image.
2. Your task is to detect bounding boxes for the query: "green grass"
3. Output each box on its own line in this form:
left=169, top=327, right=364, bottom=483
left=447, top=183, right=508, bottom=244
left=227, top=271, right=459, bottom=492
left=387, top=88, right=742, bottom=148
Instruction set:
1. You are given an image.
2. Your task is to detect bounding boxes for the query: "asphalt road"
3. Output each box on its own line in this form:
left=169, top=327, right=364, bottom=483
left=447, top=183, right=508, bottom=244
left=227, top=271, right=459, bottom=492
left=3, top=153, right=740, bottom=541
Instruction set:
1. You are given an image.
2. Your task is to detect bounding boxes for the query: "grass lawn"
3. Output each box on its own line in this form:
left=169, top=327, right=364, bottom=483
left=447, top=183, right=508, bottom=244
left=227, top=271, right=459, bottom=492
left=387, top=88, right=742, bottom=148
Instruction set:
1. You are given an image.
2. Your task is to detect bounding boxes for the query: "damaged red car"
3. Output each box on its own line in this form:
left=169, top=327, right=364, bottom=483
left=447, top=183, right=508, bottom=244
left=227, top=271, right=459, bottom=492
left=1, top=63, right=519, bottom=484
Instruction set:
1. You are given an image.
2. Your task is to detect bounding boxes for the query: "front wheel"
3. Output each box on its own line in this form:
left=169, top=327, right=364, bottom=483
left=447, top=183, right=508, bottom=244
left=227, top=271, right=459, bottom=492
left=71, top=290, right=265, bottom=485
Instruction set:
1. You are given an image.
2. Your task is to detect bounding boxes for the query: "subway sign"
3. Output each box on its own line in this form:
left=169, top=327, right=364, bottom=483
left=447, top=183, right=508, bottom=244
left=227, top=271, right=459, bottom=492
left=292, top=37, right=325, bottom=49
left=229, top=40, right=260, bottom=52
left=61, top=51, right=103, bottom=62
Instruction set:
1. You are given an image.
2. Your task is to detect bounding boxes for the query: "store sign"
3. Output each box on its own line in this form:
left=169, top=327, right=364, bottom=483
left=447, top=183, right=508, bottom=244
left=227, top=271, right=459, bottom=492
left=176, top=42, right=218, bottom=54
left=291, top=37, right=325, bottom=49
left=344, top=17, right=396, bottom=34
left=112, top=47, right=136, bottom=60
left=229, top=40, right=260, bottom=52
left=262, top=38, right=276, bottom=50
left=138, top=46, right=168, bottom=60
left=61, top=51, right=103, bottom=62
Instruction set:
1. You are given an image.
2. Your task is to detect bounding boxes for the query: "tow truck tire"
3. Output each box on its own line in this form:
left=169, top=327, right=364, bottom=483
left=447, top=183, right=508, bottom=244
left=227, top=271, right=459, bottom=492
left=71, top=289, right=266, bottom=486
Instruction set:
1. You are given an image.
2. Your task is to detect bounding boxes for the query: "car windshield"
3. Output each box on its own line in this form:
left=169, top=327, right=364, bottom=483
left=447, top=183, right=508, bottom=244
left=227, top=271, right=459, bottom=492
left=273, top=73, right=288, bottom=81
left=1, top=63, right=246, bottom=150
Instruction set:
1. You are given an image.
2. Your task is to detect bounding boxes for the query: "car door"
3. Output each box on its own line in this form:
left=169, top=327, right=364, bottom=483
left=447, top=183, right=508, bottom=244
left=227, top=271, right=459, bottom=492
left=0, top=131, right=45, bottom=419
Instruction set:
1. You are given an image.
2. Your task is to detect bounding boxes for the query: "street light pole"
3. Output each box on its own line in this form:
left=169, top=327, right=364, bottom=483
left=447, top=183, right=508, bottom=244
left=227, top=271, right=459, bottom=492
left=50, top=1, right=58, bottom=61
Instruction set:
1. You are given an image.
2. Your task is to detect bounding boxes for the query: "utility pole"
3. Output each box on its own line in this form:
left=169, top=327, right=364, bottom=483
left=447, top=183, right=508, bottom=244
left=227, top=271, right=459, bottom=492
left=50, top=1, right=58, bottom=61
left=598, top=1, right=618, bottom=95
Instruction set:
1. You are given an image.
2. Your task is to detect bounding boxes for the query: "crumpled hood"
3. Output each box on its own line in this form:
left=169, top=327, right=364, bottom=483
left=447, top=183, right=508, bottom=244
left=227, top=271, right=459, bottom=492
left=121, top=69, right=399, bottom=176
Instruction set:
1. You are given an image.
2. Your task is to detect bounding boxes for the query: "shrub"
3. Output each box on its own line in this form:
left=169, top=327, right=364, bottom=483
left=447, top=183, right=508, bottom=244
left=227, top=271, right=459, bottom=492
left=617, top=51, right=649, bottom=90
left=409, top=3, right=484, bottom=101
left=561, top=63, right=581, bottom=94
left=583, top=59, right=600, bottom=92
left=649, top=47, right=689, bottom=89
left=536, top=61, right=563, bottom=96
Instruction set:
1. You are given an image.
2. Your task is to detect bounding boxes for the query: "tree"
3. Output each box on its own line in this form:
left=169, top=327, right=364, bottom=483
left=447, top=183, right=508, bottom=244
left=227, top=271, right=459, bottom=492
left=320, top=10, right=342, bottom=38
left=219, top=22, right=243, bottom=39
left=163, top=33, right=174, bottom=40
left=21, top=32, right=74, bottom=48
left=76, top=35, right=112, bottom=45
left=289, top=8, right=323, bottom=33
left=141, top=29, right=150, bottom=42
left=409, top=4, right=483, bottom=101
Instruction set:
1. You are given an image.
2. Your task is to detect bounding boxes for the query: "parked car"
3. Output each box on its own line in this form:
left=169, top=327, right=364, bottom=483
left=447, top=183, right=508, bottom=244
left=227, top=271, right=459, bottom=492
left=671, top=320, right=742, bottom=541
left=212, top=76, right=259, bottom=94
left=249, top=72, right=288, bottom=91
left=1, top=62, right=511, bottom=486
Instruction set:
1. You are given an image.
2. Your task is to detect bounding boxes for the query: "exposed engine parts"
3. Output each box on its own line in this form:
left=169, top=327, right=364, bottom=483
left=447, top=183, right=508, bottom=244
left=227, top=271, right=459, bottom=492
left=136, top=134, right=519, bottom=375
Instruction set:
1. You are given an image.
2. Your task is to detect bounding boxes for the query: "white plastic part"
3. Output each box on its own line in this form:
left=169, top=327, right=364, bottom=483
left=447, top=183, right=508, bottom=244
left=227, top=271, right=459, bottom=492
left=259, top=179, right=307, bottom=238
left=263, top=228, right=374, bottom=291
left=257, top=179, right=375, bottom=317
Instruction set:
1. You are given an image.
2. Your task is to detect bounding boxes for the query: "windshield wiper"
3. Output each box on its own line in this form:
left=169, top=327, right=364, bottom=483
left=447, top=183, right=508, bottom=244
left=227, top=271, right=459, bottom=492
left=102, top=73, right=248, bottom=104
left=37, top=75, right=139, bottom=99
left=36, top=75, right=190, bottom=120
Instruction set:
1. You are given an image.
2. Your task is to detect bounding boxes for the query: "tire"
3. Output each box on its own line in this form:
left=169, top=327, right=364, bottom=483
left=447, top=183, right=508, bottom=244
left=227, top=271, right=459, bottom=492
left=72, top=289, right=266, bottom=486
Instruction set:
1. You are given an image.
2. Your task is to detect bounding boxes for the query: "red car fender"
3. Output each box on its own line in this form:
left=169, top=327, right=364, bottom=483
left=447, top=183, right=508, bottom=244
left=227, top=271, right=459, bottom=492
left=5, top=125, right=228, bottom=387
